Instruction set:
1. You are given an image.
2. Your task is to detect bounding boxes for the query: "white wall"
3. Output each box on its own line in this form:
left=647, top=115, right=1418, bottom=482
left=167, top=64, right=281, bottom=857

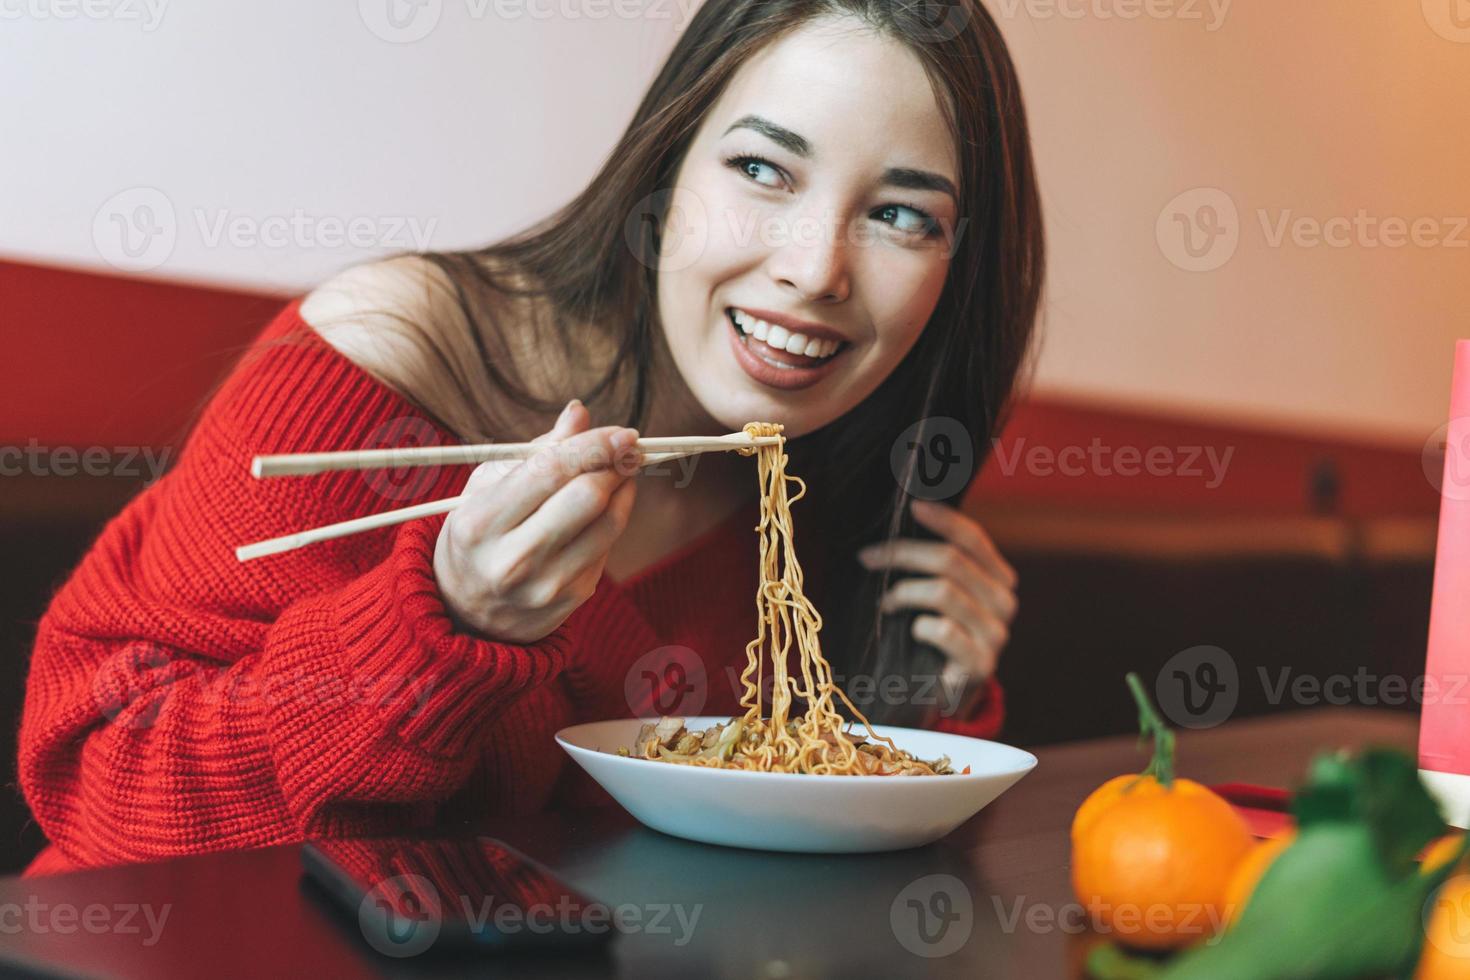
left=0, top=1, right=685, bottom=286
left=3, top=0, right=1467, bottom=444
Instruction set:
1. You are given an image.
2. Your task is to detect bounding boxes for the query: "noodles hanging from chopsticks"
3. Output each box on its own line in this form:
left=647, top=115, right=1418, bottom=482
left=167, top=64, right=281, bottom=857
left=624, top=422, right=956, bottom=776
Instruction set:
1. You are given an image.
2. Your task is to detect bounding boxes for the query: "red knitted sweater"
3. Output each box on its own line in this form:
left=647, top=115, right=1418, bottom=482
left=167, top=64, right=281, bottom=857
left=17, top=299, right=1003, bottom=876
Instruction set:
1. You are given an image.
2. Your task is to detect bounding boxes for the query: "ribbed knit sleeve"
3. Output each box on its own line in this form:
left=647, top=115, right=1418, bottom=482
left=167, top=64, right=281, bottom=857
left=18, top=301, right=570, bottom=869
left=930, top=678, right=1005, bottom=741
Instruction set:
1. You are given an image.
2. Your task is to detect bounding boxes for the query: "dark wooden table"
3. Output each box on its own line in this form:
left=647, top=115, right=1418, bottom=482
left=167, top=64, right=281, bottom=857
left=0, top=708, right=1418, bottom=979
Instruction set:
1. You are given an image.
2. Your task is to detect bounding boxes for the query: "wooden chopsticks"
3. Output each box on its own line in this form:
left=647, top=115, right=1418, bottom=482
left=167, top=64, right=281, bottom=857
left=234, top=430, right=778, bottom=562
left=250, top=432, right=782, bottom=478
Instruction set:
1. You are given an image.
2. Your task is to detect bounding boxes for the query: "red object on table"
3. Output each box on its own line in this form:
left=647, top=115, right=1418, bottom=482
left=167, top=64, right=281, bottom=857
left=1212, top=782, right=1294, bottom=839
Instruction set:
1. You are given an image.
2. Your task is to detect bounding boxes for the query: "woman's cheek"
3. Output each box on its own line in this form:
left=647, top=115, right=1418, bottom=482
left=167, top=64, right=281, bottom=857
left=864, top=257, right=944, bottom=360
left=700, top=189, right=772, bottom=264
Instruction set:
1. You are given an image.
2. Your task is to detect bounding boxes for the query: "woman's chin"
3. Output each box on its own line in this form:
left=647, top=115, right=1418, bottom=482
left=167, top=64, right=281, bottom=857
left=700, top=395, right=830, bottom=441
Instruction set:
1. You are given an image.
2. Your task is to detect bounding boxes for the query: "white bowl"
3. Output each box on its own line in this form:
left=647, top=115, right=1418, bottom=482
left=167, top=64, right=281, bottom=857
left=555, top=716, right=1038, bottom=853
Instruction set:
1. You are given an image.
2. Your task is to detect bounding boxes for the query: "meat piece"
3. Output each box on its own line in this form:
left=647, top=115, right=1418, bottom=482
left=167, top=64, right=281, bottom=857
left=633, top=723, right=656, bottom=753
left=653, top=716, right=686, bottom=748
left=673, top=732, right=702, bottom=755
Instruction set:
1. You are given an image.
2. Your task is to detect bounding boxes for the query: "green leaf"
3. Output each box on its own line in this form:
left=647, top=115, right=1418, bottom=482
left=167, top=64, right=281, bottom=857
left=1359, top=749, right=1448, bottom=876
left=1293, top=748, right=1446, bottom=877
left=1162, top=824, right=1420, bottom=978
left=1148, top=748, right=1457, bottom=979
left=1292, top=751, right=1358, bottom=826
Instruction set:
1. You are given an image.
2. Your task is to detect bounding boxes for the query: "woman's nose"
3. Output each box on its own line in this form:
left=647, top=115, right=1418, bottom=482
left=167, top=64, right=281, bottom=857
left=765, top=210, right=853, bottom=304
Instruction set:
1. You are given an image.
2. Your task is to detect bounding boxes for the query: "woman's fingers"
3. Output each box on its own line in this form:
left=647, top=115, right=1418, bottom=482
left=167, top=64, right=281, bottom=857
left=879, top=576, right=1009, bottom=651
left=535, top=477, right=638, bottom=595
left=464, top=398, right=589, bottom=492
left=911, top=613, right=999, bottom=683
left=432, top=400, right=642, bottom=644
left=859, top=538, right=1016, bottom=622
left=860, top=505, right=1021, bottom=703
left=909, top=499, right=1017, bottom=589
left=881, top=575, right=1008, bottom=687
left=508, top=459, right=634, bottom=566
left=474, top=425, right=640, bottom=535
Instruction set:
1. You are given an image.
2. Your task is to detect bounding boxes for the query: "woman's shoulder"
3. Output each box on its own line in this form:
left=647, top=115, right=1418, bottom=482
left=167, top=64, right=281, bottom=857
left=298, top=253, right=535, bottom=440
left=194, top=267, right=461, bottom=461
left=299, top=254, right=466, bottom=389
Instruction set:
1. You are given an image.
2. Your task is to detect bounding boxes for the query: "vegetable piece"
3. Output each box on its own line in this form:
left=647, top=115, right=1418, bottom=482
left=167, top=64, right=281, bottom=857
left=698, top=720, right=743, bottom=762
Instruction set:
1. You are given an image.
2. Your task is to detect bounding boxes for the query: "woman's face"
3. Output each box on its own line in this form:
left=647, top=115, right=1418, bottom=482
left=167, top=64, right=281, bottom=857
left=655, top=17, right=962, bottom=439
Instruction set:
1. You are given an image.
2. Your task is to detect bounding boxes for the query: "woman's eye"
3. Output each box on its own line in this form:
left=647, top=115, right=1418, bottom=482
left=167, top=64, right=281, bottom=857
left=725, top=154, right=786, bottom=190
left=875, top=204, right=942, bottom=238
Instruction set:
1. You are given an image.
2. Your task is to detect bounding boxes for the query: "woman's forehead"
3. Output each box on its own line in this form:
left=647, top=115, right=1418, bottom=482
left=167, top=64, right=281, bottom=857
left=706, top=19, right=959, bottom=184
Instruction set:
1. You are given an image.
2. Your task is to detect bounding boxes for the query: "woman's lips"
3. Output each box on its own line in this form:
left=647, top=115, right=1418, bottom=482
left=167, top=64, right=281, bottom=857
left=724, top=308, right=847, bottom=392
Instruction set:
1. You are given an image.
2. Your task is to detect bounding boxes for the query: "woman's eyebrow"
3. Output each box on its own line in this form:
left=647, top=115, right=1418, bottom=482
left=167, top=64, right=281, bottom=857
left=723, top=114, right=957, bottom=203
left=723, top=114, right=811, bottom=156
left=883, top=167, right=958, bottom=203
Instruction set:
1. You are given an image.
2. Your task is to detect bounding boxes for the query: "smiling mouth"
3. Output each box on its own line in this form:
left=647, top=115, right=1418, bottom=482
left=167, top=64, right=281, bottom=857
left=725, top=308, right=849, bottom=371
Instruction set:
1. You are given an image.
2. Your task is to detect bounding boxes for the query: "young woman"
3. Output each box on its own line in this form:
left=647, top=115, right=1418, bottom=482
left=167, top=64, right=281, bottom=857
left=19, top=0, right=1043, bottom=872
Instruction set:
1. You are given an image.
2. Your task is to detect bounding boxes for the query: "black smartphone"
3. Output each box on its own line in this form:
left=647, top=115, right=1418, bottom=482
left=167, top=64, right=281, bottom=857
left=877, top=514, right=953, bottom=728
left=301, top=836, right=615, bottom=957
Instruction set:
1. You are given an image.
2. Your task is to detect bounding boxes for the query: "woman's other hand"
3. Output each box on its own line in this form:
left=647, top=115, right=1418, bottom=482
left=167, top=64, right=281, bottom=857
left=857, top=499, right=1018, bottom=708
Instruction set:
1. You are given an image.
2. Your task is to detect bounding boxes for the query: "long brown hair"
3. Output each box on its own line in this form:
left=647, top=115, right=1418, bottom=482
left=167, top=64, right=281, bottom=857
left=360, top=0, right=1045, bottom=726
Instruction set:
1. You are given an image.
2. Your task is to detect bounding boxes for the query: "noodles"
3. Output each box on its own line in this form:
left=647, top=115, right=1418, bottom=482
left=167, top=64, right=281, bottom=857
left=619, top=422, right=961, bottom=777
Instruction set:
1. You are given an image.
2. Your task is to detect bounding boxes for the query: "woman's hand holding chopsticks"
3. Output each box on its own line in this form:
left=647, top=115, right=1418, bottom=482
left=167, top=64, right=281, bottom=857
left=234, top=420, right=774, bottom=561
left=433, top=399, right=640, bottom=643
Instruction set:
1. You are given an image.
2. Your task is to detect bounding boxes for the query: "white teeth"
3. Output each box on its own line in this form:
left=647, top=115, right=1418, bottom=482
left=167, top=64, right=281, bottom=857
left=729, top=308, right=842, bottom=362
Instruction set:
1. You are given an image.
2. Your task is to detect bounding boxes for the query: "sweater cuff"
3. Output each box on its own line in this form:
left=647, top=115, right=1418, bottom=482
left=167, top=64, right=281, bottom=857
left=266, top=513, right=570, bottom=768
left=336, top=511, right=573, bottom=756
left=931, top=676, right=1005, bottom=741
